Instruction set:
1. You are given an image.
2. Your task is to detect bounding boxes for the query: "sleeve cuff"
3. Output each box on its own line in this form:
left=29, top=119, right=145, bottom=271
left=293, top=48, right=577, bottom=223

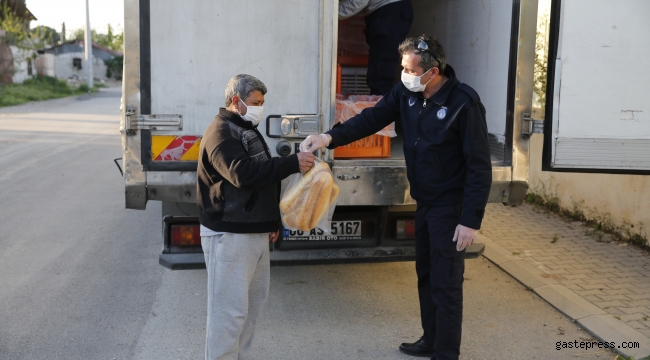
left=459, top=208, right=485, bottom=230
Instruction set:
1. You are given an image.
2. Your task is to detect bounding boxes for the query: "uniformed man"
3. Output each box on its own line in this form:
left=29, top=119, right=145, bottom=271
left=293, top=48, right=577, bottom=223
left=301, top=34, right=492, bottom=360
left=339, top=0, right=413, bottom=95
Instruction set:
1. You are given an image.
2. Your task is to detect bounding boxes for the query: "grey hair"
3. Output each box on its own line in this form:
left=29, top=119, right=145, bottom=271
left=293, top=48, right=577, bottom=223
left=398, top=34, right=446, bottom=73
left=224, top=74, right=268, bottom=107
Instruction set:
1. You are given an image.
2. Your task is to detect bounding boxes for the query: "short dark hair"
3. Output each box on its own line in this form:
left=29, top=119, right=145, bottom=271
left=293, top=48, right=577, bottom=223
left=398, top=34, right=446, bottom=73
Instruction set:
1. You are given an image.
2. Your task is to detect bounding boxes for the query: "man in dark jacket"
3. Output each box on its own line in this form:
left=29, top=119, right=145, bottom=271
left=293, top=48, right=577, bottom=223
left=197, top=74, right=315, bottom=360
left=338, top=0, right=413, bottom=95
left=302, top=35, right=492, bottom=360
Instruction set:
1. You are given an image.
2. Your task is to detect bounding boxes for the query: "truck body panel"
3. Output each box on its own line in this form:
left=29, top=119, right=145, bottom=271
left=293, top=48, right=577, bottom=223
left=543, top=0, right=650, bottom=173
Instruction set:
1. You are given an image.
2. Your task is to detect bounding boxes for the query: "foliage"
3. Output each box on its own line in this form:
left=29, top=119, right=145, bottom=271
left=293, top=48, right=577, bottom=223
left=72, top=24, right=123, bottom=52
left=30, top=25, right=61, bottom=49
left=0, top=3, right=28, bottom=44
left=0, top=75, right=100, bottom=107
left=533, top=15, right=550, bottom=112
left=104, top=55, right=122, bottom=79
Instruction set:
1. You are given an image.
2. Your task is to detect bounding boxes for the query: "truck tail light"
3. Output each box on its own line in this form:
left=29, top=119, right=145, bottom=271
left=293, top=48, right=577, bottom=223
left=395, top=219, right=416, bottom=240
left=171, top=224, right=201, bottom=246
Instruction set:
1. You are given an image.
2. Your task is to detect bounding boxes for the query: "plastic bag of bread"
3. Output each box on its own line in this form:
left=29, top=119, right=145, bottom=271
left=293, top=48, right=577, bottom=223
left=334, top=95, right=397, bottom=138
left=280, top=159, right=340, bottom=233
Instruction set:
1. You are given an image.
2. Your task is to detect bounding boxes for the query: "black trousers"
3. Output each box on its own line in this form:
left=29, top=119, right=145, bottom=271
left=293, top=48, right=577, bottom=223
left=415, top=203, right=465, bottom=360
left=364, top=0, right=413, bottom=95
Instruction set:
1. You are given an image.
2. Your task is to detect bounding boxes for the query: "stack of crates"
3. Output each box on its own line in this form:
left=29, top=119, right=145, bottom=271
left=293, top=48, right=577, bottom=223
left=334, top=16, right=390, bottom=159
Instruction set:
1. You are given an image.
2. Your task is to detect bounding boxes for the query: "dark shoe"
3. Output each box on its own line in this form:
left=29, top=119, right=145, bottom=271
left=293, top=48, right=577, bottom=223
left=399, top=336, right=434, bottom=357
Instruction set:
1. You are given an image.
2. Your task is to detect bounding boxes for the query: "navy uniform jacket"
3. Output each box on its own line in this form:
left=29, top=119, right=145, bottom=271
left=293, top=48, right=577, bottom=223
left=326, top=65, right=492, bottom=229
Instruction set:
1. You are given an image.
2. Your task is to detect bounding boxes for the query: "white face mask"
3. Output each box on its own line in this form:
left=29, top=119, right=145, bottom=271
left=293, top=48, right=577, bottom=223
left=237, top=99, right=264, bottom=126
left=401, top=68, right=433, bottom=92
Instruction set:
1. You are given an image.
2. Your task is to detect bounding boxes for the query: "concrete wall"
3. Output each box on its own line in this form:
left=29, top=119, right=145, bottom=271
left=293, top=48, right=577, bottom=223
left=528, top=134, right=650, bottom=242
left=36, top=52, right=109, bottom=81
left=35, top=53, right=55, bottom=77
left=10, top=46, right=35, bottom=84
left=53, top=52, right=109, bottom=81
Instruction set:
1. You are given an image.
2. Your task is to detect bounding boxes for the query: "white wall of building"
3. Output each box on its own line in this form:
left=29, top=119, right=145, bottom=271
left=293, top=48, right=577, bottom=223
left=35, top=52, right=109, bottom=81
left=10, top=46, right=35, bottom=84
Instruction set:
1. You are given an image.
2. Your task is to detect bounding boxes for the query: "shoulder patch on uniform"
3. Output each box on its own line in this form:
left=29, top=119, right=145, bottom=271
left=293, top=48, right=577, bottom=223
left=458, top=83, right=480, bottom=105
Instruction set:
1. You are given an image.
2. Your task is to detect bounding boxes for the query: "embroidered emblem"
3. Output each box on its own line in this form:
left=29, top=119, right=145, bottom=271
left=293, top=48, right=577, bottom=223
left=408, top=97, right=416, bottom=107
left=437, top=108, right=447, bottom=120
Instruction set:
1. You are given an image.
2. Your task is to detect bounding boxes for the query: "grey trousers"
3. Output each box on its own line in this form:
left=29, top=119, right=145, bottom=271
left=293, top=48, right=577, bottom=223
left=201, top=233, right=270, bottom=360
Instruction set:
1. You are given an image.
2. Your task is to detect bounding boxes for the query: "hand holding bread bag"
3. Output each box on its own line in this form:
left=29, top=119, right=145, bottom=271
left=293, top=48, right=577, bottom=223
left=280, top=159, right=339, bottom=232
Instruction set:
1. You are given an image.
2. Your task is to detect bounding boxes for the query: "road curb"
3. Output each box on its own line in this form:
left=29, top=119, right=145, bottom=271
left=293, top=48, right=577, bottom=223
left=479, top=234, right=650, bottom=358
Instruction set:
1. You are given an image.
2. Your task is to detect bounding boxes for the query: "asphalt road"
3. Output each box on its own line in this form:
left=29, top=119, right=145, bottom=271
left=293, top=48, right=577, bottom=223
left=0, top=88, right=614, bottom=360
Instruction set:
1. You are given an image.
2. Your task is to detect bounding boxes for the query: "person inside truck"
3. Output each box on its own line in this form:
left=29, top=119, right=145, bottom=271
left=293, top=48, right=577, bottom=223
left=301, top=35, right=492, bottom=360
left=196, top=74, right=315, bottom=360
left=339, top=0, right=413, bottom=95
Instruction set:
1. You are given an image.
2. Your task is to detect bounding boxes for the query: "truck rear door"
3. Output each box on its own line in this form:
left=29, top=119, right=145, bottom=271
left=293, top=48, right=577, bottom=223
left=542, top=0, right=650, bottom=174
left=121, top=0, right=336, bottom=209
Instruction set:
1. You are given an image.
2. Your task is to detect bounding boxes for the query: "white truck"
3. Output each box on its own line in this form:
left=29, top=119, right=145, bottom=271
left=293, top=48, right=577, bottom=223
left=119, top=0, right=650, bottom=269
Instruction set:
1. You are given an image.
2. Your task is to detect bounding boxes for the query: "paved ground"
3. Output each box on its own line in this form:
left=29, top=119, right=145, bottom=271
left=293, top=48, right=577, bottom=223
left=481, top=203, right=650, bottom=358
left=0, top=89, right=166, bottom=360
left=133, top=258, right=613, bottom=360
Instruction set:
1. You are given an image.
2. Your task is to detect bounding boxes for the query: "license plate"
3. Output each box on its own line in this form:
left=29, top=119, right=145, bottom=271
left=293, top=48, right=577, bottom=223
left=282, top=221, right=362, bottom=241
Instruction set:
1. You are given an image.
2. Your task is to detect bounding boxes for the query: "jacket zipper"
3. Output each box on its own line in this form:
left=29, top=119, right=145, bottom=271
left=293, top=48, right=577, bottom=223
left=413, top=99, right=427, bottom=196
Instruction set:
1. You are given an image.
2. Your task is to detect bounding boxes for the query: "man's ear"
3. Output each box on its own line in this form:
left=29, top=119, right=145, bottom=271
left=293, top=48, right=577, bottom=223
left=431, top=67, right=440, bottom=78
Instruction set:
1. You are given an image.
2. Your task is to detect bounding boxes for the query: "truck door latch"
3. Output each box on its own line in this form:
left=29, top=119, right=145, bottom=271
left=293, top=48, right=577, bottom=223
left=521, top=113, right=544, bottom=139
left=125, top=112, right=183, bottom=131
left=266, top=114, right=320, bottom=139
left=337, top=174, right=360, bottom=181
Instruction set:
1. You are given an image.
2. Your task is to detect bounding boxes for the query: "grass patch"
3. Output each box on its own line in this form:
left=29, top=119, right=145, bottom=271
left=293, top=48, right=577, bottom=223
left=0, top=76, right=102, bottom=107
left=526, top=179, right=648, bottom=251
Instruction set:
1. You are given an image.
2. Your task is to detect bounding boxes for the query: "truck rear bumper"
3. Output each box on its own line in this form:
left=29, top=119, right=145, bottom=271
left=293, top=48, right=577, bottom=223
left=159, top=243, right=485, bottom=270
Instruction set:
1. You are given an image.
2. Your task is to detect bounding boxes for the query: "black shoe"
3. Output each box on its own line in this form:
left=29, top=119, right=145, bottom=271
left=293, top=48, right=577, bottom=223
left=399, top=336, right=434, bottom=357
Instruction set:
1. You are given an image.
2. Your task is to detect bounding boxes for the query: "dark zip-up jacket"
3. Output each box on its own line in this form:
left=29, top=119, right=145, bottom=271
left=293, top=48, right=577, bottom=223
left=197, top=108, right=300, bottom=233
left=326, top=65, right=492, bottom=229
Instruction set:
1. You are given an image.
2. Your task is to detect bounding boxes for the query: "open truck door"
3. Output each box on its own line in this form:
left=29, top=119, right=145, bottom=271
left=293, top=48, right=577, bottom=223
left=121, top=0, right=336, bottom=210
left=542, top=0, right=650, bottom=174
left=410, top=0, right=540, bottom=205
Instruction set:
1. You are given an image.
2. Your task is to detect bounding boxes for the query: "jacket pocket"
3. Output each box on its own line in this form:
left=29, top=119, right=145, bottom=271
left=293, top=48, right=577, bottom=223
left=244, top=191, right=259, bottom=212
left=433, top=153, right=449, bottom=181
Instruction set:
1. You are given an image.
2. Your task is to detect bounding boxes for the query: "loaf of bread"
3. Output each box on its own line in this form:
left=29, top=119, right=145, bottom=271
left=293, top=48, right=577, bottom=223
left=280, top=161, right=339, bottom=231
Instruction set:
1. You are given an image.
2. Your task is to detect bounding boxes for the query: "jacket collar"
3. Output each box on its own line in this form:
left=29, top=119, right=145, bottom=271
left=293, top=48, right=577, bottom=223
left=219, top=108, right=254, bottom=129
left=402, top=64, right=459, bottom=106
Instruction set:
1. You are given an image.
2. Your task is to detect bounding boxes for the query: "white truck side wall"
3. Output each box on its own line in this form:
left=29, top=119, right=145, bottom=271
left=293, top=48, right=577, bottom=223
left=409, top=0, right=513, bottom=141
left=149, top=0, right=324, bottom=138
left=551, top=0, right=650, bottom=170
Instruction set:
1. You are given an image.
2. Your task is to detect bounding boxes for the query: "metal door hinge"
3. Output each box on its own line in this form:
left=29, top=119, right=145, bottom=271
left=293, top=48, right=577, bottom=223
left=125, top=112, right=183, bottom=131
left=522, top=113, right=544, bottom=138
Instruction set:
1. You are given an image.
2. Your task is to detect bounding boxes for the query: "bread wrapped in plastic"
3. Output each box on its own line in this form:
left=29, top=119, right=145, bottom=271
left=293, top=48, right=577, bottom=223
left=334, top=94, right=397, bottom=138
left=280, top=160, right=339, bottom=232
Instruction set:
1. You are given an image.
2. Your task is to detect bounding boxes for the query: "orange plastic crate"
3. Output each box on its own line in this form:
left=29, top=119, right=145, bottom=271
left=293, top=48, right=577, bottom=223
left=334, top=134, right=391, bottom=159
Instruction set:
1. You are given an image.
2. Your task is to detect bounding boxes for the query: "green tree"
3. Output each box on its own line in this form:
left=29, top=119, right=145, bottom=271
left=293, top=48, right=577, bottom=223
left=0, top=3, right=31, bottom=84
left=30, top=25, right=61, bottom=49
left=533, top=16, right=550, bottom=113
left=0, top=3, right=29, bottom=44
left=71, top=24, right=123, bottom=52
left=104, top=55, right=122, bottom=79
